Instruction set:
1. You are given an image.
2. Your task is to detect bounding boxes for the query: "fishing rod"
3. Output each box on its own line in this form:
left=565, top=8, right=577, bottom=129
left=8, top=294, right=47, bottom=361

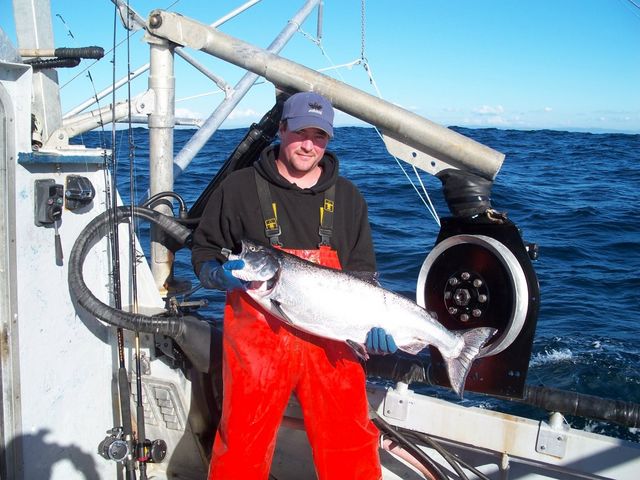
left=125, top=18, right=148, bottom=478
left=106, top=4, right=137, bottom=476
left=59, top=11, right=137, bottom=474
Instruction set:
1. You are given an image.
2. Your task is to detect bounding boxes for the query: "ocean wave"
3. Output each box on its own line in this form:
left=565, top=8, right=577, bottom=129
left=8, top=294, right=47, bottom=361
left=529, top=348, right=574, bottom=367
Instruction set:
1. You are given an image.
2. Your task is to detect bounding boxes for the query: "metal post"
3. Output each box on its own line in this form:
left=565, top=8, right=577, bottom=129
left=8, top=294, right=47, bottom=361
left=12, top=0, right=62, bottom=144
left=171, top=0, right=321, bottom=178
left=64, top=0, right=262, bottom=119
left=146, top=34, right=175, bottom=293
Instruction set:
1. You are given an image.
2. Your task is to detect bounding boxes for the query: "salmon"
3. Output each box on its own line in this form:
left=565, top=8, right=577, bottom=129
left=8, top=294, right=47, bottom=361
left=229, top=239, right=496, bottom=396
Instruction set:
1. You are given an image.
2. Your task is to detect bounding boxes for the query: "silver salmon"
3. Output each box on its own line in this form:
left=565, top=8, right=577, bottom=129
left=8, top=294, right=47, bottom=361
left=229, top=239, right=496, bottom=396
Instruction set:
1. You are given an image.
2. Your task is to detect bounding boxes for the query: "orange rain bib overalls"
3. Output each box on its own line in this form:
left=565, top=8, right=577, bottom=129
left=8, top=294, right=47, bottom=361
left=208, top=175, right=381, bottom=479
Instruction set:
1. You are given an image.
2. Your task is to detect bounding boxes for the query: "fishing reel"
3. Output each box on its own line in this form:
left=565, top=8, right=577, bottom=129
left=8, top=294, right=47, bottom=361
left=98, top=428, right=130, bottom=463
left=416, top=170, right=540, bottom=398
left=98, top=427, right=167, bottom=464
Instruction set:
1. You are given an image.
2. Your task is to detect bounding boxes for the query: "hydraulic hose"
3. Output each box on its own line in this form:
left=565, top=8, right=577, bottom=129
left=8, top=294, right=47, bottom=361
left=27, top=57, right=81, bottom=70
left=366, top=355, right=640, bottom=429
left=371, top=409, right=449, bottom=480
left=436, top=169, right=494, bottom=217
left=400, top=430, right=492, bottom=480
left=520, top=385, right=640, bottom=428
left=68, top=206, right=212, bottom=373
left=69, top=206, right=189, bottom=335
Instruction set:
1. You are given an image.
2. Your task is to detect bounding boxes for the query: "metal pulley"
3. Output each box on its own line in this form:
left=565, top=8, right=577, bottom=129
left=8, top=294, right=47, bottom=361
left=416, top=215, right=540, bottom=398
left=417, top=234, right=529, bottom=359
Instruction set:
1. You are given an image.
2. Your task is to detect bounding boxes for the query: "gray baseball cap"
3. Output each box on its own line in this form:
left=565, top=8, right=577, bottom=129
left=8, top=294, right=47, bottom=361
left=281, top=92, right=334, bottom=137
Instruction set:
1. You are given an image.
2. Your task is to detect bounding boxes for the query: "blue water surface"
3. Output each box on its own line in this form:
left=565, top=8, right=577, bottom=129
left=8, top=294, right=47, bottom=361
left=77, top=126, right=640, bottom=441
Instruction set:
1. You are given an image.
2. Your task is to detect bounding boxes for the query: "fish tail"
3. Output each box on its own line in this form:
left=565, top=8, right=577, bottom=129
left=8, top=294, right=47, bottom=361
left=444, top=327, right=497, bottom=398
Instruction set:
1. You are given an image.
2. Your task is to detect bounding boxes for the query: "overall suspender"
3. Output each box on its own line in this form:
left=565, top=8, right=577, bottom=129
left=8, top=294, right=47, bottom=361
left=254, top=169, right=335, bottom=247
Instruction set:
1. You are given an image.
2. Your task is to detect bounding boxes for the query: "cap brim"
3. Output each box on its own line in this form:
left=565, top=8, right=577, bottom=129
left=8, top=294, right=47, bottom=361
left=287, top=116, right=333, bottom=137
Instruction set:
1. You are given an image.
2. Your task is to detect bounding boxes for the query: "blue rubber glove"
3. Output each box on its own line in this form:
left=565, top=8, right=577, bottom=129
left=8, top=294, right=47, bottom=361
left=199, top=259, right=246, bottom=291
left=365, top=327, right=398, bottom=355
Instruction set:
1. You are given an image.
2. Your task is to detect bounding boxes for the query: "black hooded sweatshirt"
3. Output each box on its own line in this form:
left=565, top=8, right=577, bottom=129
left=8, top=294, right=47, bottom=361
left=191, top=144, right=376, bottom=275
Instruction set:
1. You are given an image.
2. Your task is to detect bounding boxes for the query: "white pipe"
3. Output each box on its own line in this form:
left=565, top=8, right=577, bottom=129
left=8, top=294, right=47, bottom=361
left=171, top=0, right=321, bottom=178
left=62, top=0, right=262, bottom=119
left=149, top=9, right=505, bottom=180
left=147, top=36, right=175, bottom=293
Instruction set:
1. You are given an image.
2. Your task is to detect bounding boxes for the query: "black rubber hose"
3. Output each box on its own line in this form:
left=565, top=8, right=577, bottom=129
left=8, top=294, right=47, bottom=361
left=68, top=206, right=190, bottom=336
left=27, top=57, right=81, bottom=70
left=520, top=385, right=640, bottom=428
left=68, top=206, right=213, bottom=373
left=139, top=191, right=188, bottom=218
left=54, top=47, right=105, bottom=59
left=370, top=410, right=450, bottom=480
left=366, top=355, right=640, bottom=429
left=401, top=430, right=492, bottom=480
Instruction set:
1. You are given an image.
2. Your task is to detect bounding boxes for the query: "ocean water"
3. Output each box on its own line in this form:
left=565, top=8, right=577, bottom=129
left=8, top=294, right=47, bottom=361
left=78, top=126, right=640, bottom=441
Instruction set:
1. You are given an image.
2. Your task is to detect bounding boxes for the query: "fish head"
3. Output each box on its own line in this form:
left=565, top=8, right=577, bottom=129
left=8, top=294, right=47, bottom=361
left=228, top=240, right=281, bottom=293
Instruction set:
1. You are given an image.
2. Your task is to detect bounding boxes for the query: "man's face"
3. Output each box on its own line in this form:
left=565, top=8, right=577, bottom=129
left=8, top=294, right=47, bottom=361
left=278, top=126, right=330, bottom=176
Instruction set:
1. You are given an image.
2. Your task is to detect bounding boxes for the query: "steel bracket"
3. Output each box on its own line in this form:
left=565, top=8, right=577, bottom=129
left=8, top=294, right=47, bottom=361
left=536, top=412, right=570, bottom=458
left=382, top=383, right=413, bottom=421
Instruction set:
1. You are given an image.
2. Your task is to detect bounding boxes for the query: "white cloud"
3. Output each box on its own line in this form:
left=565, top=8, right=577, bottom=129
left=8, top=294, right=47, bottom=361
left=175, top=107, right=202, bottom=119
left=227, top=108, right=259, bottom=120
left=473, top=105, right=505, bottom=115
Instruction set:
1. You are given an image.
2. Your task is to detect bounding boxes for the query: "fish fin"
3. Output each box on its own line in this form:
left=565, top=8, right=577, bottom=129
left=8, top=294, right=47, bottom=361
left=444, top=327, right=497, bottom=398
left=398, top=341, right=429, bottom=355
left=270, top=300, right=295, bottom=326
left=346, top=339, right=369, bottom=362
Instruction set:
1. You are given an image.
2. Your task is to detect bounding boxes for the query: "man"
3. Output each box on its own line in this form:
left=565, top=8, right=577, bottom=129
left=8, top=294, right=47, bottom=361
left=191, top=92, right=396, bottom=479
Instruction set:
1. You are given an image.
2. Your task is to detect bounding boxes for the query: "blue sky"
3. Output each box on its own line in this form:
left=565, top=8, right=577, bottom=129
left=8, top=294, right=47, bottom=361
left=3, top=0, right=639, bottom=132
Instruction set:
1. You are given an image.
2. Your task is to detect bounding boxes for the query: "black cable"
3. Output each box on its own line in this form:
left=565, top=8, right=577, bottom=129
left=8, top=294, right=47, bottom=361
left=372, top=404, right=495, bottom=480
left=401, top=430, right=493, bottom=480
left=139, top=191, right=188, bottom=219
left=370, top=410, right=449, bottom=480
left=402, top=430, right=469, bottom=480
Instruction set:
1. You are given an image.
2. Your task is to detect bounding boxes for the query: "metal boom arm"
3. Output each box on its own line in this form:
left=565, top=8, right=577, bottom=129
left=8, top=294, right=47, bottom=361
left=146, top=10, right=505, bottom=181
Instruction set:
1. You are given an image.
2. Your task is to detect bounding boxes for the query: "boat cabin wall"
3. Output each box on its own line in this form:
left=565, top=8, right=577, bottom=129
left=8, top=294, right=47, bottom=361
left=1, top=57, right=207, bottom=478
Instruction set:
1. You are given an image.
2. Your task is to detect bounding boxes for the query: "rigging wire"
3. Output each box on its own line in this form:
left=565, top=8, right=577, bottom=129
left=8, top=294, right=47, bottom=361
left=59, top=0, right=182, bottom=90
left=619, top=0, right=640, bottom=19
left=356, top=0, right=441, bottom=226
left=623, top=0, right=640, bottom=10
left=297, top=0, right=441, bottom=226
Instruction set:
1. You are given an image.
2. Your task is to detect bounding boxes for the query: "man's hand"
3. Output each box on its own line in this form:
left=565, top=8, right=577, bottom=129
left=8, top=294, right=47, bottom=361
left=199, top=259, right=246, bottom=291
left=365, top=327, right=398, bottom=355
